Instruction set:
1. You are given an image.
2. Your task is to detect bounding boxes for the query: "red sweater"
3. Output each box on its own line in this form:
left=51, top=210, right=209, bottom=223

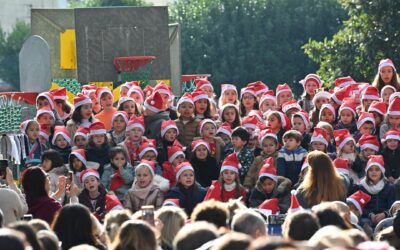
left=204, top=180, right=247, bottom=202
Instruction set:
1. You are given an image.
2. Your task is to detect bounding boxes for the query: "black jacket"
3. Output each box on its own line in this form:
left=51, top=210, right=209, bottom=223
left=190, top=156, right=220, bottom=187
left=381, top=148, right=400, bottom=179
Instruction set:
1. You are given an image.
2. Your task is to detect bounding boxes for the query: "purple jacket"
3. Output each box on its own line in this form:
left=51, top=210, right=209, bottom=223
left=27, top=196, right=61, bottom=225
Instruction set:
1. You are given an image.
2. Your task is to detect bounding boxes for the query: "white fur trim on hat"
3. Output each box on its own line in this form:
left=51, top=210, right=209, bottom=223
left=346, top=197, right=362, bottom=214
left=52, top=132, right=71, bottom=145
left=312, top=91, right=331, bottom=105
left=260, top=133, right=278, bottom=145
left=36, top=93, right=54, bottom=109
left=199, top=119, right=217, bottom=135
left=112, top=113, right=128, bottom=125
left=81, top=171, right=99, bottom=183
left=126, top=123, right=145, bottom=132
left=357, top=117, right=375, bottom=130
left=388, top=111, right=400, bottom=116
left=259, top=173, right=278, bottom=182
left=365, top=162, right=385, bottom=174
left=75, top=98, right=92, bottom=109
left=360, top=144, right=379, bottom=152
left=243, top=123, right=257, bottom=130
left=39, top=131, right=49, bottom=141
left=169, top=151, right=185, bottom=163
left=136, top=162, right=155, bottom=176
left=260, top=95, right=277, bottom=105
left=220, top=166, right=239, bottom=174
left=216, top=127, right=232, bottom=138
left=144, top=100, right=161, bottom=113
left=310, top=135, right=328, bottom=146
left=74, top=132, right=88, bottom=139
left=381, top=85, right=396, bottom=96
left=155, top=88, right=171, bottom=96
left=139, top=147, right=158, bottom=159
left=89, top=129, right=107, bottom=136
left=338, top=137, right=355, bottom=152
left=193, top=93, right=209, bottom=102
left=339, top=107, right=356, bottom=117
left=70, top=152, right=87, bottom=166
left=161, top=125, right=179, bottom=138
left=175, top=165, right=194, bottom=180
left=368, top=107, right=384, bottom=115
left=97, top=88, right=113, bottom=104
left=192, top=141, right=210, bottom=152
left=361, top=95, right=380, bottom=101
left=383, top=134, right=400, bottom=142
left=379, top=61, right=396, bottom=72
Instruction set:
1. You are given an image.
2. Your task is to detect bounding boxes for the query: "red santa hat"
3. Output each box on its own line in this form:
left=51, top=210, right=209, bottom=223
left=106, top=194, right=123, bottom=211
left=334, top=129, right=355, bottom=152
left=240, top=86, right=256, bottom=99
left=382, top=129, right=400, bottom=143
left=335, top=76, right=356, bottom=88
left=248, top=81, right=269, bottom=95
left=73, top=93, right=92, bottom=109
left=112, top=111, right=129, bottom=125
left=242, top=116, right=259, bottom=130
left=117, top=96, right=135, bottom=107
left=388, top=96, right=400, bottom=116
left=177, top=93, right=194, bottom=107
left=136, top=160, right=156, bottom=176
left=126, top=115, right=145, bottom=132
left=80, top=168, right=100, bottom=183
left=219, top=103, right=239, bottom=118
left=379, top=58, right=396, bottom=72
left=357, top=112, right=375, bottom=130
left=299, top=73, right=324, bottom=88
left=361, top=86, right=380, bottom=101
left=95, top=87, right=113, bottom=104
left=292, top=110, right=311, bottom=131
left=310, top=127, right=329, bottom=146
left=258, top=129, right=278, bottom=145
left=319, top=103, right=336, bottom=120
left=368, top=101, right=387, bottom=115
left=127, top=86, right=144, bottom=104
left=74, top=126, right=89, bottom=140
left=346, top=190, right=371, bottom=214
left=199, top=119, right=217, bottom=136
left=276, top=83, right=292, bottom=97
left=70, top=149, right=87, bottom=166
left=168, top=141, right=185, bottom=163
left=36, top=107, right=55, bottom=120
left=248, top=110, right=264, bottom=123
left=258, top=198, right=279, bottom=215
left=220, top=153, right=240, bottom=174
left=154, top=81, right=172, bottom=97
left=20, top=120, right=38, bottom=133
left=52, top=126, right=71, bottom=145
left=139, top=139, right=158, bottom=159
left=221, top=84, right=238, bottom=96
left=50, top=88, right=67, bottom=101
left=191, top=139, right=210, bottom=152
left=380, top=85, right=396, bottom=97
left=312, top=91, right=331, bottom=105
left=36, top=92, right=55, bottom=109
left=358, top=134, right=380, bottom=152
left=161, top=120, right=179, bottom=138
left=192, top=89, right=209, bottom=102
left=163, top=198, right=180, bottom=207
left=195, top=78, right=214, bottom=91
left=216, top=122, right=233, bottom=138
left=288, top=190, right=301, bottom=214
left=89, top=121, right=107, bottom=136
left=282, top=100, right=301, bottom=114
left=389, top=92, right=400, bottom=105
left=259, top=90, right=277, bottom=106
left=339, top=98, right=357, bottom=117
left=39, top=125, right=50, bottom=141
left=175, top=162, right=194, bottom=180
left=82, top=84, right=97, bottom=95
left=333, top=157, right=350, bottom=176
left=143, top=85, right=154, bottom=97
left=144, top=92, right=165, bottom=113
left=366, top=155, right=385, bottom=174
left=258, top=157, right=277, bottom=182
left=331, top=85, right=352, bottom=105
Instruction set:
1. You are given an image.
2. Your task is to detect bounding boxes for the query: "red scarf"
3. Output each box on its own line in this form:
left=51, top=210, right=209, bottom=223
left=125, top=139, right=141, bottom=162
left=110, top=169, right=124, bottom=191
left=162, top=162, right=176, bottom=188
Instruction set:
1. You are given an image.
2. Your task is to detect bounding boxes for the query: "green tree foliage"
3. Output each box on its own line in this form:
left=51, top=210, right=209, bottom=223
left=0, top=21, right=30, bottom=87
left=170, top=0, right=346, bottom=95
left=303, top=0, right=400, bottom=85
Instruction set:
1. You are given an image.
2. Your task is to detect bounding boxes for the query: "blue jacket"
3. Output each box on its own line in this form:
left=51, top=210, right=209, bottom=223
left=359, top=182, right=395, bottom=218
left=165, top=183, right=207, bottom=215
left=277, top=146, right=307, bottom=185
left=101, top=162, right=135, bottom=202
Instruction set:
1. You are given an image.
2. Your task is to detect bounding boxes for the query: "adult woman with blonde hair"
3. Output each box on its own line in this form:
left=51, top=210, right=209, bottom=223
left=155, top=206, right=187, bottom=250
left=111, top=220, right=157, bottom=250
left=296, top=151, right=347, bottom=208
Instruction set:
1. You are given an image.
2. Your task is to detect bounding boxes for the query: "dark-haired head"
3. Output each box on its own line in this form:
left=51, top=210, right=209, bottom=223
left=109, top=146, right=130, bottom=169
left=71, top=106, right=93, bottom=124
left=22, top=167, right=49, bottom=201
left=42, top=149, right=65, bottom=171
left=9, top=221, right=42, bottom=250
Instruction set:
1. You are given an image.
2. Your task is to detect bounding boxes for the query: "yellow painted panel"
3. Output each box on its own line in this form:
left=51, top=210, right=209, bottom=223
left=89, top=82, right=114, bottom=89
left=156, top=79, right=171, bottom=85
left=113, top=85, right=121, bottom=103
left=60, top=29, right=77, bottom=69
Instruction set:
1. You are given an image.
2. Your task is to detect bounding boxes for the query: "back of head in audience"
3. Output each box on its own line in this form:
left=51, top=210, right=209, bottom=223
left=210, top=232, right=252, bottom=250
left=231, top=210, right=266, bottom=239
left=104, top=210, right=131, bottom=243
left=282, top=210, right=320, bottom=241
left=111, top=220, right=157, bottom=250
left=29, top=219, right=51, bottom=232
left=191, top=200, right=229, bottom=228
left=309, top=225, right=354, bottom=249
left=173, top=221, right=218, bottom=250
left=248, top=238, right=297, bottom=250
left=313, top=207, right=352, bottom=230
left=37, top=230, right=60, bottom=250
left=156, top=206, right=187, bottom=249
left=9, top=221, right=43, bottom=250
left=0, top=228, right=26, bottom=250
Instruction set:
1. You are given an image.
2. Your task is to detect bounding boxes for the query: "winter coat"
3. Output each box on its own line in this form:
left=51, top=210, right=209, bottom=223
left=0, top=184, right=28, bottom=225
left=235, top=146, right=255, bottom=184
left=51, top=145, right=72, bottom=164
left=107, top=130, right=126, bottom=147
left=101, top=162, right=134, bottom=201
left=165, top=183, right=207, bottom=215
left=78, top=185, right=107, bottom=220
left=27, top=196, right=61, bottom=225
left=144, top=111, right=170, bottom=140
left=301, top=132, right=311, bottom=151
left=243, top=151, right=278, bottom=189
left=277, top=146, right=307, bottom=185
left=335, top=121, right=358, bottom=135
left=123, top=183, right=164, bottom=212
left=299, top=97, right=314, bottom=113
left=175, top=117, right=200, bottom=147
left=21, top=137, right=46, bottom=170
left=359, top=181, right=396, bottom=218
left=190, top=155, right=220, bottom=187
left=86, top=143, right=110, bottom=176
left=381, top=148, right=400, bottom=179
left=248, top=176, right=292, bottom=213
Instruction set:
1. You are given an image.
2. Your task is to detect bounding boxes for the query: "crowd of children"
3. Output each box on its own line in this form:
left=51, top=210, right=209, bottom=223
left=1, top=58, right=400, bottom=249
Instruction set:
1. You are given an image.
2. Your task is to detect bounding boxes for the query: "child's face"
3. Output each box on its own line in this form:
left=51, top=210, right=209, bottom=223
left=39, top=135, right=48, bottom=145
left=367, top=165, right=382, bottom=183
left=202, top=86, right=213, bottom=98
left=100, top=93, right=114, bottom=109
left=121, top=101, right=136, bottom=118
left=37, top=98, right=51, bottom=109
left=340, top=110, right=353, bottom=125
left=311, top=141, right=326, bottom=152
left=164, top=128, right=177, bottom=142
left=261, top=178, right=276, bottom=194
left=55, top=135, right=69, bottom=149
left=178, top=102, right=194, bottom=118
left=202, top=123, right=216, bottom=139
left=359, top=123, right=374, bottom=135
left=37, top=113, right=54, bottom=126
left=72, top=158, right=84, bottom=172
left=195, top=145, right=208, bottom=160
left=41, top=158, right=52, bottom=172
left=285, top=108, right=299, bottom=120
left=382, top=88, right=394, bottom=104
left=305, top=81, right=318, bottom=96
left=160, top=93, right=170, bottom=109
left=267, top=115, right=281, bottom=130
left=342, top=141, right=355, bottom=154
left=242, top=93, right=256, bottom=108
left=320, top=109, right=335, bottom=123
left=223, top=90, right=237, bottom=104
left=283, top=137, right=301, bottom=151
left=362, top=99, right=373, bottom=111
left=80, top=104, right=93, bottom=119
left=262, top=138, right=277, bottom=155
left=128, top=128, right=144, bottom=142
left=347, top=203, right=361, bottom=218
left=388, top=115, right=400, bottom=129
left=315, top=97, right=329, bottom=110
left=136, top=167, right=152, bottom=188
left=92, top=134, right=106, bottom=146
left=223, top=108, right=236, bottom=124
left=386, top=139, right=399, bottom=151
left=26, top=123, right=40, bottom=141
left=232, top=136, right=246, bottom=150
left=292, top=117, right=306, bottom=134
left=84, top=176, right=100, bottom=192
left=111, top=152, right=126, bottom=168
left=179, top=170, right=195, bottom=188
left=278, top=91, right=293, bottom=106
left=74, top=136, right=87, bottom=149
left=89, top=93, right=101, bottom=112
left=371, top=112, right=383, bottom=125
left=172, top=155, right=185, bottom=167
left=195, top=99, right=208, bottom=115
left=260, top=100, right=276, bottom=112
left=113, top=116, right=127, bottom=133
left=130, top=93, right=143, bottom=105
left=218, top=133, right=231, bottom=145
left=362, top=148, right=376, bottom=158
left=380, top=66, right=394, bottom=84
left=120, top=87, right=129, bottom=97
left=142, top=151, right=156, bottom=162
left=222, top=170, right=236, bottom=185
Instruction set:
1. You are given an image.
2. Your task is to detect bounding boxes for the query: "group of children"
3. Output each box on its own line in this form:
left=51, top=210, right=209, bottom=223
left=16, top=58, right=400, bottom=228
